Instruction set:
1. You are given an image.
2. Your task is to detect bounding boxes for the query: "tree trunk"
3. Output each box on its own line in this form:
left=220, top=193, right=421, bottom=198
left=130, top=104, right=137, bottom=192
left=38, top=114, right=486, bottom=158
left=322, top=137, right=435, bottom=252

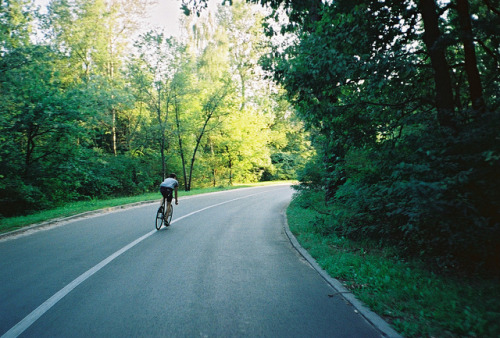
left=456, top=0, right=485, bottom=114
left=229, top=157, right=233, bottom=186
left=24, top=126, right=37, bottom=178
left=112, top=109, right=117, bottom=156
left=185, top=85, right=228, bottom=190
left=418, top=0, right=456, bottom=129
left=109, top=42, right=117, bottom=156
left=239, top=67, right=246, bottom=111
left=187, top=111, right=213, bottom=191
left=156, top=88, right=166, bottom=180
left=225, top=145, right=233, bottom=186
left=210, top=140, right=217, bottom=187
left=175, top=102, right=189, bottom=191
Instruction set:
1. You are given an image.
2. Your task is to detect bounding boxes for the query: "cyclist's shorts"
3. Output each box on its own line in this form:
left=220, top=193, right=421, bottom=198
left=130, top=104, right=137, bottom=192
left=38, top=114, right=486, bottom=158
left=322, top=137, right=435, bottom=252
left=160, top=186, right=174, bottom=202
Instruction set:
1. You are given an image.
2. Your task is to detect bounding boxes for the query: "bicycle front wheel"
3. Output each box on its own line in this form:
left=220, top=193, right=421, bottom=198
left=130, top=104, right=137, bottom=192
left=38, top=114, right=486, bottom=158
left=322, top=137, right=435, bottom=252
left=155, top=207, right=164, bottom=230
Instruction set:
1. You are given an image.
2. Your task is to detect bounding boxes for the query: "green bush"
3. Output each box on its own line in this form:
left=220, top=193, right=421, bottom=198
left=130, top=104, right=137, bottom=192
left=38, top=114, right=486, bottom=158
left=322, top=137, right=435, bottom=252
left=0, top=149, right=160, bottom=217
left=75, top=151, right=158, bottom=198
left=325, top=112, right=500, bottom=275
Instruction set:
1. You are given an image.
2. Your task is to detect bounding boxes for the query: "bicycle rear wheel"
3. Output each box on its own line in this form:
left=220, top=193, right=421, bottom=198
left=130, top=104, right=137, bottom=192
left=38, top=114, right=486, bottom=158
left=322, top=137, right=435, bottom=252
left=155, top=206, right=164, bottom=230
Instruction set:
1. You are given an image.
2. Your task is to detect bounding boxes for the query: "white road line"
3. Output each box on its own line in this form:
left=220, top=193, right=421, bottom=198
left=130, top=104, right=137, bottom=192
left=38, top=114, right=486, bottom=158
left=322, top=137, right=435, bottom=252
left=1, top=190, right=272, bottom=338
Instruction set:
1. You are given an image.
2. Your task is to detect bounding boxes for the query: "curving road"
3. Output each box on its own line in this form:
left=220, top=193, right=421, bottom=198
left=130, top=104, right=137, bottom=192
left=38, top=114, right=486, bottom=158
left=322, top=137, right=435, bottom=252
left=0, top=185, right=384, bottom=337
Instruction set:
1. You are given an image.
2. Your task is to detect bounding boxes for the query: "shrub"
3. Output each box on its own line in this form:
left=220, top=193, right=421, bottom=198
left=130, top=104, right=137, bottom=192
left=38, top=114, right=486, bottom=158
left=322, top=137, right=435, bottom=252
left=316, top=112, right=500, bottom=276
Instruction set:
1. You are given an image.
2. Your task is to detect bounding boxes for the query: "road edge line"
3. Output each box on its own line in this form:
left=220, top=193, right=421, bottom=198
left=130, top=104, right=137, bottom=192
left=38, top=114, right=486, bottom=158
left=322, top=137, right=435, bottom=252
left=281, top=207, right=402, bottom=338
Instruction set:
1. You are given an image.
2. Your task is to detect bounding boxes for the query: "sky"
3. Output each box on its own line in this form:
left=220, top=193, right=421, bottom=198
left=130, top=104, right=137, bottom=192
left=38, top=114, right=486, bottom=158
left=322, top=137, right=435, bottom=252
left=142, top=0, right=183, bottom=37
left=34, top=0, right=185, bottom=38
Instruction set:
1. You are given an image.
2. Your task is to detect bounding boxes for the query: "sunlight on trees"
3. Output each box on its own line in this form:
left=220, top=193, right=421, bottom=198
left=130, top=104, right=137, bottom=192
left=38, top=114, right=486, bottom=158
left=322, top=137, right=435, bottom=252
left=0, top=0, right=310, bottom=216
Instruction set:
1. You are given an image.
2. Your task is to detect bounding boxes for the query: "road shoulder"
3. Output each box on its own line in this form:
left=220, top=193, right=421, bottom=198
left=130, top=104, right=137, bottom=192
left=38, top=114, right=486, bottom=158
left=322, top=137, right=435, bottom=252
left=281, top=208, right=402, bottom=338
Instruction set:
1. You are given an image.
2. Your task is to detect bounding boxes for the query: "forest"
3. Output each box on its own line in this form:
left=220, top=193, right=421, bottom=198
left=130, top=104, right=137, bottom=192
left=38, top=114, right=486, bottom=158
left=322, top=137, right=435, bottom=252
left=1, top=0, right=499, bottom=275
left=242, top=0, right=499, bottom=275
left=0, top=0, right=312, bottom=217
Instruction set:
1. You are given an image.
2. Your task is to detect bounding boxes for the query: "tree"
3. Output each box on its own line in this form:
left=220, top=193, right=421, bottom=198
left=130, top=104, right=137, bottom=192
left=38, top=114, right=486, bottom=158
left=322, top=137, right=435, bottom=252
left=219, top=0, right=266, bottom=111
left=175, top=0, right=312, bottom=188
left=418, top=0, right=457, bottom=129
left=455, top=0, right=486, bottom=113
left=182, top=0, right=500, bottom=273
left=129, top=31, right=186, bottom=179
left=43, top=0, right=149, bottom=155
left=0, top=0, right=312, bottom=218
left=0, top=0, right=32, bottom=52
left=172, top=6, right=234, bottom=190
left=0, top=45, right=85, bottom=215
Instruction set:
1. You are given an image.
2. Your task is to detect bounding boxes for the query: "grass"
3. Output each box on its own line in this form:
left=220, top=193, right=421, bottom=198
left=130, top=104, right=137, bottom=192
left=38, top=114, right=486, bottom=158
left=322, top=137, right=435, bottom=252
left=286, top=190, right=500, bottom=338
left=0, top=181, right=295, bottom=234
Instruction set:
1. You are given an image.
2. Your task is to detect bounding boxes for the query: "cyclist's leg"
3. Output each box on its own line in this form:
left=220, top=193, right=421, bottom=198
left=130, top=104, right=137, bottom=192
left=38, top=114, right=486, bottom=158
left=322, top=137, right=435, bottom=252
left=165, top=188, right=173, bottom=224
left=166, top=202, right=172, bottom=216
left=159, top=187, right=166, bottom=211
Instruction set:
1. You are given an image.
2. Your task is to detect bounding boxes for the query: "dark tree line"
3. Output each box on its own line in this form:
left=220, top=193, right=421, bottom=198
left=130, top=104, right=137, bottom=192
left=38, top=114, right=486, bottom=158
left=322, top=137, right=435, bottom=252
left=273, top=0, right=499, bottom=274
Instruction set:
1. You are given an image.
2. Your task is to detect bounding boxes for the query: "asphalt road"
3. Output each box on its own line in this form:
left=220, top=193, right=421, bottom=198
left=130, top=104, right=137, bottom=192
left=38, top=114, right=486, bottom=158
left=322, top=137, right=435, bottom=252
left=0, top=185, right=385, bottom=337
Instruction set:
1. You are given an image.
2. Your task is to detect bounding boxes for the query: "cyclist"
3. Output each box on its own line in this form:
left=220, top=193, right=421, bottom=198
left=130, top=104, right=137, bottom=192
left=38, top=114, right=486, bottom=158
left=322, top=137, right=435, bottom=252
left=159, top=173, right=179, bottom=223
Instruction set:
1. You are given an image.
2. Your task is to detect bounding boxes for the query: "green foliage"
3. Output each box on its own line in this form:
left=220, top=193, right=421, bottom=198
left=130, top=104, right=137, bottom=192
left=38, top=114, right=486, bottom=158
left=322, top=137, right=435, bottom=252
left=0, top=0, right=32, bottom=51
left=259, top=0, right=500, bottom=275
left=72, top=150, right=158, bottom=198
left=288, top=190, right=500, bottom=337
left=0, top=43, right=86, bottom=216
left=330, top=113, right=500, bottom=273
left=0, top=0, right=309, bottom=218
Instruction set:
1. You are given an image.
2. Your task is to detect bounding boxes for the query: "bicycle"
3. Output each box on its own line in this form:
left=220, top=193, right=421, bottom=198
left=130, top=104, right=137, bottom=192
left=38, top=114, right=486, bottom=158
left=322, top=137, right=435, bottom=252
left=155, top=200, right=173, bottom=230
